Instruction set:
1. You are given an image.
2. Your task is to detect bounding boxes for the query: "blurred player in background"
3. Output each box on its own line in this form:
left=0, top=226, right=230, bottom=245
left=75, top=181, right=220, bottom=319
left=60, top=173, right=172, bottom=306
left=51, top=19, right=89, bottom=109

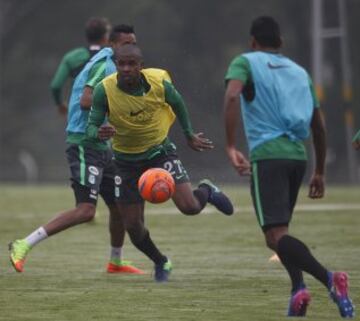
left=9, top=25, right=143, bottom=275
left=50, top=17, right=111, bottom=115
left=352, top=129, right=360, bottom=150
left=86, top=44, right=234, bottom=282
left=223, top=16, right=354, bottom=318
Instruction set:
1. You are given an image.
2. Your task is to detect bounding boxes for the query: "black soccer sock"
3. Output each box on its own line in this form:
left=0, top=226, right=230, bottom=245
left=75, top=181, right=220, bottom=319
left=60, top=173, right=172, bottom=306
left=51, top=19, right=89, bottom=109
left=277, top=235, right=329, bottom=288
left=193, top=186, right=209, bottom=209
left=130, top=230, right=167, bottom=265
left=277, top=254, right=305, bottom=293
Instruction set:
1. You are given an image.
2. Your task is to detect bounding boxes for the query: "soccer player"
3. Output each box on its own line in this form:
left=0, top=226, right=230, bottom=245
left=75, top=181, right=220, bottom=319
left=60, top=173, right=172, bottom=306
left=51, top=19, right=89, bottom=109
left=352, top=130, right=360, bottom=150
left=50, top=17, right=110, bottom=115
left=9, top=25, right=143, bottom=275
left=86, top=44, right=234, bottom=282
left=223, top=16, right=354, bottom=317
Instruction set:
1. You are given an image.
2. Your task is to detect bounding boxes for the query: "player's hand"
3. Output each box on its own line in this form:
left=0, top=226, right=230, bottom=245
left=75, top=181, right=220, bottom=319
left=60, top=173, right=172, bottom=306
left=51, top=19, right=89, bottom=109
left=187, top=132, right=214, bottom=152
left=57, top=103, right=68, bottom=116
left=308, top=173, right=325, bottom=199
left=226, top=146, right=251, bottom=176
left=98, top=124, right=116, bottom=140
left=352, top=131, right=360, bottom=150
left=352, top=139, right=360, bottom=150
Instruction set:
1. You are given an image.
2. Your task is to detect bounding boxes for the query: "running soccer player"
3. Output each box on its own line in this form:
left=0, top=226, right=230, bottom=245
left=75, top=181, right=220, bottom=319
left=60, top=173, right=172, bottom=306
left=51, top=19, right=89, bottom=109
left=86, top=44, right=234, bottom=282
left=9, top=25, right=142, bottom=275
left=50, top=17, right=110, bottom=115
left=223, top=16, right=354, bottom=318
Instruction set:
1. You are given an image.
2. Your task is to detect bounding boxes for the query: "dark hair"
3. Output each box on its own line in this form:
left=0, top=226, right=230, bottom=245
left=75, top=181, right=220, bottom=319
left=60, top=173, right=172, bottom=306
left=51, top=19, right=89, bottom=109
left=85, top=17, right=110, bottom=43
left=109, top=24, right=135, bottom=42
left=250, top=16, right=281, bottom=48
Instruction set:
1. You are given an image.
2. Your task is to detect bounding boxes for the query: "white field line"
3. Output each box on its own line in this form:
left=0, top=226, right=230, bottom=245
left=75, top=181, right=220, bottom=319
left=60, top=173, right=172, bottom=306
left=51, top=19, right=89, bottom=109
left=146, top=203, right=360, bottom=215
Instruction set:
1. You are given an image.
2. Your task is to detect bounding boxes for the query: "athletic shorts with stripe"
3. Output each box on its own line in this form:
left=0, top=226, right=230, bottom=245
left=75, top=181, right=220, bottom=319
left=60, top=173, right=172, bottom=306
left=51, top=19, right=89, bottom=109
left=114, top=150, right=190, bottom=204
left=66, top=144, right=116, bottom=206
left=250, top=159, right=306, bottom=230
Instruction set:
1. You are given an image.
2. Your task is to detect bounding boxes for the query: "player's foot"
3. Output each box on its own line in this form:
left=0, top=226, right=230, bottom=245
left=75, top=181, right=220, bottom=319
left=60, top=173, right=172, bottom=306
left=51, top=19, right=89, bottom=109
left=154, top=258, right=172, bottom=282
left=328, top=272, right=355, bottom=318
left=107, top=259, right=145, bottom=274
left=287, top=287, right=311, bottom=317
left=198, top=179, right=234, bottom=215
left=8, top=239, right=31, bottom=272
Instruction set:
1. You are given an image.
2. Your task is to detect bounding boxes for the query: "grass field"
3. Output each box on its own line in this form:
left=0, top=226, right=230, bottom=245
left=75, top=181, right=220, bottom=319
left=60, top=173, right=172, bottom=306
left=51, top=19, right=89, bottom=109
left=0, top=184, right=359, bottom=321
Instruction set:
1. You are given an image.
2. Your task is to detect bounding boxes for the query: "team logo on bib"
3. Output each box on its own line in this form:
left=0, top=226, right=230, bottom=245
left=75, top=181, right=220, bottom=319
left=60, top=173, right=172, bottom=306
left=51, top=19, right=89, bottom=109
left=114, top=176, right=122, bottom=185
left=88, top=166, right=99, bottom=176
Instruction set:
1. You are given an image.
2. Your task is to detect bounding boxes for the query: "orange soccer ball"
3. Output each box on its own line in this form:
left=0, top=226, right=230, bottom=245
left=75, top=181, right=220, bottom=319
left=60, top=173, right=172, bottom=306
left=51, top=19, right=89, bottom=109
left=138, top=168, right=175, bottom=203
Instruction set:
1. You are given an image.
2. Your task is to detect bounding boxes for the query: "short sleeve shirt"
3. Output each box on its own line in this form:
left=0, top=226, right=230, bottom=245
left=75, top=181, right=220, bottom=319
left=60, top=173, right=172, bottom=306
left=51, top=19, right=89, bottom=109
left=225, top=54, right=320, bottom=161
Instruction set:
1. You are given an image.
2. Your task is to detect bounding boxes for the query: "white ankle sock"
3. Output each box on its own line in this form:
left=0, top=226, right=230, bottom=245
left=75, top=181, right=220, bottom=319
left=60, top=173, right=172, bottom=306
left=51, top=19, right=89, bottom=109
left=25, top=227, right=48, bottom=247
left=110, top=247, right=122, bottom=260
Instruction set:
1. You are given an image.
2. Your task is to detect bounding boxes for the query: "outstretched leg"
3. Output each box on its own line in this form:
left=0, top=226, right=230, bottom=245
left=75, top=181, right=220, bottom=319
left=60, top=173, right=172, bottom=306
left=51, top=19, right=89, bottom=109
left=172, top=181, right=233, bottom=216
left=117, top=202, right=171, bottom=282
left=9, top=201, right=96, bottom=272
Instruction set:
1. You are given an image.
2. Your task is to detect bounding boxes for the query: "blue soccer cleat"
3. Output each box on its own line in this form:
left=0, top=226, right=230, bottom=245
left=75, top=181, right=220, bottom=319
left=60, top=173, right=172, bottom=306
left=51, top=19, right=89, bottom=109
left=287, top=287, right=311, bottom=317
left=329, top=272, right=355, bottom=318
left=154, top=258, right=172, bottom=282
left=198, top=179, right=234, bottom=215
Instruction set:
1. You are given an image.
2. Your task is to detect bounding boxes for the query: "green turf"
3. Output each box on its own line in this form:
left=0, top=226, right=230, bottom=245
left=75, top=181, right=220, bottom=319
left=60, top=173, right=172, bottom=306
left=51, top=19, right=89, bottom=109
left=0, top=184, right=359, bottom=320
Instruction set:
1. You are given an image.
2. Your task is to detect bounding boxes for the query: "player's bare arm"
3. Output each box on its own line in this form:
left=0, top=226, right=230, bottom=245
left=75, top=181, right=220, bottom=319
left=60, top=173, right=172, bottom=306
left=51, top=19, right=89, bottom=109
left=86, top=83, right=110, bottom=140
left=224, top=79, right=251, bottom=175
left=80, top=86, right=93, bottom=110
left=163, top=80, right=213, bottom=152
left=309, top=108, right=326, bottom=199
left=57, top=103, right=68, bottom=116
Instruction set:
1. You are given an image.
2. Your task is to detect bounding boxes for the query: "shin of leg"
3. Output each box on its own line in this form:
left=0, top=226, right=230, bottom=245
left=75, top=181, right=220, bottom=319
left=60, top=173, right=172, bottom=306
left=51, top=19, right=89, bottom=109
left=108, top=204, right=125, bottom=248
left=265, top=226, right=305, bottom=292
left=278, top=234, right=329, bottom=288
left=264, top=225, right=289, bottom=251
left=172, top=182, right=203, bottom=215
left=117, top=202, right=146, bottom=244
left=44, top=203, right=96, bottom=236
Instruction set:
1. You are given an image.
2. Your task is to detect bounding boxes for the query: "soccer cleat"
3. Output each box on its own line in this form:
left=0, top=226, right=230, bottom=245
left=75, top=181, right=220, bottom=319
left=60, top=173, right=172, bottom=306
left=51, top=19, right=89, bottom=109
left=107, top=259, right=145, bottom=274
left=329, top=272, right=355, bottom=318
left=287, top=287, right=311, bottom=317
left=154, top=258, right=172, bottom=282
left=198, top=179, right=234, bottom=215
left=9, top=239, right=31, bottom=272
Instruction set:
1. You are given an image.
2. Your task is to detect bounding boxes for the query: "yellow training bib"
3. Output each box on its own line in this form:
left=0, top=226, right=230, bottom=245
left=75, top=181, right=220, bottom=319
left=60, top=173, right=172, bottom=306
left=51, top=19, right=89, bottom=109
left=102, top=68, right=175, bottom=153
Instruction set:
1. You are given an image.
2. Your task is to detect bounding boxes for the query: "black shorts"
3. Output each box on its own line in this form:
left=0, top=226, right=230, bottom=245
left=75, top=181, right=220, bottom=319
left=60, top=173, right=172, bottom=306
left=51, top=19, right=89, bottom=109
left=250, top=159, right=306, bottom=230
left=114, top=150, right=190, bottom=204
left=66, top=144, right=116, bottom=206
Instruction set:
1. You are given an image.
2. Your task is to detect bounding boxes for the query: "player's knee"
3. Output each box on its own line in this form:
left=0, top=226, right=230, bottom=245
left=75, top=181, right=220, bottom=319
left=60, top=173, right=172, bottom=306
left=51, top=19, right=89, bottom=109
left=265, top=237, right=277, bottom=251
left=265, top=232, right=279, bottom=250
left=264, top=226, right=288, bottom=251
left=76, top=203, right=96, bottom=222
